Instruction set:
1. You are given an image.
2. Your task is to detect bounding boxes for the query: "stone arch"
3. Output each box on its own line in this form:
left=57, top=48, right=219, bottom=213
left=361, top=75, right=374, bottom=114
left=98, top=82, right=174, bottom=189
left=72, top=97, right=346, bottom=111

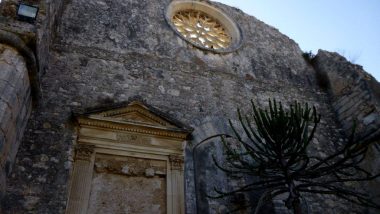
left=0, top=30, right=35, bottom=201
left=0, top=29, right=39, bottom=98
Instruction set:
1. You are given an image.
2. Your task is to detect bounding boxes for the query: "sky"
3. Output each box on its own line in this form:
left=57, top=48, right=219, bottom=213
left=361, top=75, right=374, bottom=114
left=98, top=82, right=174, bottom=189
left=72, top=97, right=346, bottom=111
left=215, top=0, right=380, bottom=81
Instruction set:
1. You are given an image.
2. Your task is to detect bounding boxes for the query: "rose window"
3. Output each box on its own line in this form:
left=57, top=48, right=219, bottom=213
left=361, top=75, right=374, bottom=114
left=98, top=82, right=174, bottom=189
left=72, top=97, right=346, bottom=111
left=172, top=10, right=232, bottom=50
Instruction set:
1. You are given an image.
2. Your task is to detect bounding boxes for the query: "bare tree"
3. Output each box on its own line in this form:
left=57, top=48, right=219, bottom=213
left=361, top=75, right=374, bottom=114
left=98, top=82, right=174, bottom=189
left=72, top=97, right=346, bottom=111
left=209, top=99, right=380, bottom=214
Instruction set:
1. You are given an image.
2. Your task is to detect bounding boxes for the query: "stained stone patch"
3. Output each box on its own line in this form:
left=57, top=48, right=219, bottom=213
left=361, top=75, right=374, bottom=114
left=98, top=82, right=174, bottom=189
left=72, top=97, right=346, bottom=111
left=88, top=173, right=166, bottom=214
left=86, top=154, right=168, bottom=213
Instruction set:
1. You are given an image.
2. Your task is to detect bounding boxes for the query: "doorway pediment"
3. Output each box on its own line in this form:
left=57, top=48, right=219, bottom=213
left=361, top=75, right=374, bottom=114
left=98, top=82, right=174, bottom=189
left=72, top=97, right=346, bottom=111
left=75, top=100, right=192, bottom=140
left=89, top=101, right=177, bottom=128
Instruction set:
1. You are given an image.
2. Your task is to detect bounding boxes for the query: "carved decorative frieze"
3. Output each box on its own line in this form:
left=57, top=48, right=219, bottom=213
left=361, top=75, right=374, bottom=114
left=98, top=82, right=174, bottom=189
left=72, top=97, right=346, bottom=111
left=75, top=144, right=95, bottom=161
left=117, top=133, right=139, bottom=143
left=94, top=155, right=167, bottom=177
left=79, top=118, right=188, bottom=139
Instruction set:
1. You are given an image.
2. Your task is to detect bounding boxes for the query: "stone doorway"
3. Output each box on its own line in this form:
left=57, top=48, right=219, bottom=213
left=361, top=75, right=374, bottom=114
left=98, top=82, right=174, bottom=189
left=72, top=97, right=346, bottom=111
left=65, top=100, right=192, bottom=214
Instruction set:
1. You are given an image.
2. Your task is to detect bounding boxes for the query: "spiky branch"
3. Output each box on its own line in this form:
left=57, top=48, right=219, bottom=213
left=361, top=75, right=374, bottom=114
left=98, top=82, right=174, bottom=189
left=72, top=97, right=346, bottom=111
left=209, top=99, right=380, bottom=213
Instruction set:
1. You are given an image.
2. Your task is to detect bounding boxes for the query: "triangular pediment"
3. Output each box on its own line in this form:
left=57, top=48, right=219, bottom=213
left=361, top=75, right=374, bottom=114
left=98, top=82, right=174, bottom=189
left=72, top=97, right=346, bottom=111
left=106, top=110, right=167, bottom=126
left=90, top=102, right=177, bottom=128
left=75, top=100, right=192, bottom=139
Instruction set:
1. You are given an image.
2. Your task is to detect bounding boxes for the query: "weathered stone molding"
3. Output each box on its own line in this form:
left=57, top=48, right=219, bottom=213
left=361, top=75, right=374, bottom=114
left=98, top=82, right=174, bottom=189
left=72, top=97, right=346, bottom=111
left=79, top=118, right=188, bottom=139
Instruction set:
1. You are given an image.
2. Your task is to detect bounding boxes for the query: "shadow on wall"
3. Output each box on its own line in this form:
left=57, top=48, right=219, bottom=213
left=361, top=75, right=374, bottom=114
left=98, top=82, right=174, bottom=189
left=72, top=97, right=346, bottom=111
left=188, top=117, right=275, bottom=213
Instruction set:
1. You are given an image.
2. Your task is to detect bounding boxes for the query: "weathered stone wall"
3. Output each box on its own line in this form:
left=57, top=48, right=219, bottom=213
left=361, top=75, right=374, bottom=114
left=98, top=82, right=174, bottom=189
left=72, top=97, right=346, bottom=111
left=0, top=44, right=31, bottom=201
left=0, top=0, right=63, bottom=210
left=2, top=0, right=378, bottom=213
left=314, top=50, right=380, bottom=140
left=0, top=0, right=65, bottom=94
left=36, top=0, right=65, bottom=78
left=314, top=50, right=380, bottom=214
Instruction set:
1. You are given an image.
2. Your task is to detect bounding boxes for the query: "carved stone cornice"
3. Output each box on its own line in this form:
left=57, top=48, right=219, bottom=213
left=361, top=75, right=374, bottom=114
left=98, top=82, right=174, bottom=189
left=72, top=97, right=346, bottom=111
left=75, top=144, right=95, bottom=161
left=169, top=155, right=184, bottom=171
left=78, top=117, right=189, bottom=140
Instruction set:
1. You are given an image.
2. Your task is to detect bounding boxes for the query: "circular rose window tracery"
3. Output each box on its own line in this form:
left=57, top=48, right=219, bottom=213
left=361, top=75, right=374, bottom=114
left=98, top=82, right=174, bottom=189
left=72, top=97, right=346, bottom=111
left=165, top=1, right=243, bottom=53
left=172, top=10, right=231, bottom=50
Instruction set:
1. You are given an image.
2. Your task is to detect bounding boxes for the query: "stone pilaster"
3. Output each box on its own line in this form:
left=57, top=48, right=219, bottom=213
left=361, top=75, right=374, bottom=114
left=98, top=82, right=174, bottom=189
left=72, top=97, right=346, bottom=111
left=169, top=154, right=185, bottom=214
left=65, top=144, right=95, bottom=214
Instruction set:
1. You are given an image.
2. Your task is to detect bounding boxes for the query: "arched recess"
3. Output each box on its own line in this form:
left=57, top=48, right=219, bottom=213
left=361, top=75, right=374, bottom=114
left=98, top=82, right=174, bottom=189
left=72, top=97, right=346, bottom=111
left=66, top=100, right=192, bottom=214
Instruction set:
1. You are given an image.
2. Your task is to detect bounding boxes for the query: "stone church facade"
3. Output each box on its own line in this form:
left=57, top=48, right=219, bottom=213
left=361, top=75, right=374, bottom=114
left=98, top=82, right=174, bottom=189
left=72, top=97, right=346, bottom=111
left=0, top=0, right=379, bottom=213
